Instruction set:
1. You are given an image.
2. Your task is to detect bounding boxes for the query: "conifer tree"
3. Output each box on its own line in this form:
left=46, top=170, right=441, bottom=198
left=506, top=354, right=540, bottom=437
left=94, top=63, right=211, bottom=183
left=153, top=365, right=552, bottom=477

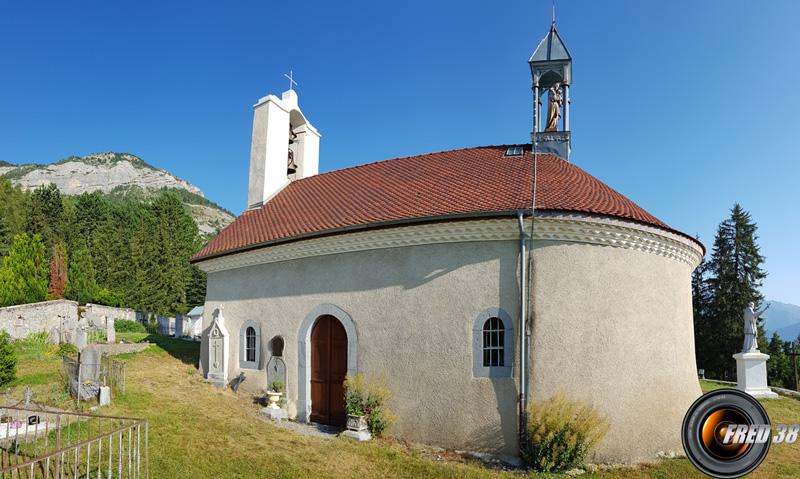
left=766, top=333, right=794, bottom=388
left=0, top=178, right=28, bottom=238
left=0, top=216, right=10, bottom=259
left=65, top=243, right=98, bottom=305
left=0, top=233, right=49, bottom=307
left=25, top=184, right=64, bottom=252
left=698, top=204, right=768, bottom=380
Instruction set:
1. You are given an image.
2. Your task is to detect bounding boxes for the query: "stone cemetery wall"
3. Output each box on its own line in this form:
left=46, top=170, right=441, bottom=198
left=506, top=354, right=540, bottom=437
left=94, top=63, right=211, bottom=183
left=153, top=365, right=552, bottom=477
left=0, top=299, right=79, bottom=342
left=83, top=304, right=136, bottom=324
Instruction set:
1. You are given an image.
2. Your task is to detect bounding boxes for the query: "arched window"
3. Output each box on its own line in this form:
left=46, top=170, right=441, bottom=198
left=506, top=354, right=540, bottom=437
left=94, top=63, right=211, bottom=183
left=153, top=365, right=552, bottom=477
left=482, top=317, right=505, bottom=367
left=239, top=320, right=261, bottom=369
left=472, top=308, right=513, bottom=378
left=245, top=327, right=256, bottom=362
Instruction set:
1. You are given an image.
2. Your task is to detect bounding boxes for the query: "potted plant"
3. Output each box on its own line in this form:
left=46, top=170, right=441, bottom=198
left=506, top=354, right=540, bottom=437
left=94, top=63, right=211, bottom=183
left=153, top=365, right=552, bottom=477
left=266, top=380, right=284, bottom=410
left=344, top=374, right=368, bottom=432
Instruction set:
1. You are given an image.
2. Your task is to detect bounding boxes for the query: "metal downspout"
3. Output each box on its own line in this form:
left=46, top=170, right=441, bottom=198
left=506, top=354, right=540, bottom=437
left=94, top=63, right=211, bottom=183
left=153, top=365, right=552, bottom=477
left=516, top=210, right=528, bottom=451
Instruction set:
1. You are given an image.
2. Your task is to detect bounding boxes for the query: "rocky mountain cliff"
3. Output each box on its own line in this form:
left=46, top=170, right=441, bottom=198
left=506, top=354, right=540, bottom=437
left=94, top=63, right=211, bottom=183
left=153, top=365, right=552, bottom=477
left=0, top=152, right=234, bottom=235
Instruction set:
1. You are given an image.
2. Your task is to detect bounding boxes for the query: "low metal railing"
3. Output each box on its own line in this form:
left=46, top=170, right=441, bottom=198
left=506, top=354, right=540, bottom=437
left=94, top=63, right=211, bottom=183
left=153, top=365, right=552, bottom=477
left=0, top=406, right=147, bottom=478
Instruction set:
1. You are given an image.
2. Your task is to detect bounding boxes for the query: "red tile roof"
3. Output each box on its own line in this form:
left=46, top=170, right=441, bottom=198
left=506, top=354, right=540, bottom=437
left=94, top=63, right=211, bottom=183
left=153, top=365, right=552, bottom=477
left=193, top=145, right=700, bottom=262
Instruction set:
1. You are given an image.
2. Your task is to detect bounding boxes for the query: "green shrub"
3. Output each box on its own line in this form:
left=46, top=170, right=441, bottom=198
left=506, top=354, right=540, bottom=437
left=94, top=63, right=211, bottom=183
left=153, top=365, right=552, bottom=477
left=344, top=374, right=365, bottom=416
left=523, top=392, right=609, bottom=472
left=269, top=379, right=284, bottom=393
left=114, top=319, right=146, bottom=333
left=56, top=342, right=78, bottom=357
left=344, top=373, right=395, bottom=437
left=13, top=331, right=57, bottom=360
left=94, top=288, right=124, bottom=307
left=88, top=329, right=107, bottom=343
left=0, top=331, right=17, bottom=386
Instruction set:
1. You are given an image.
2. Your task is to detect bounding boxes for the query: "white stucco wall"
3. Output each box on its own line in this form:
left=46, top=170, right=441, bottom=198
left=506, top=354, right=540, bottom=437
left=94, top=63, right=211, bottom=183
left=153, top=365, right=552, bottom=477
left=202, top=239, right=522, bottom=455
left=529, top=241, right=700, bottom=463
left=198, top=216, right=702, bottom=463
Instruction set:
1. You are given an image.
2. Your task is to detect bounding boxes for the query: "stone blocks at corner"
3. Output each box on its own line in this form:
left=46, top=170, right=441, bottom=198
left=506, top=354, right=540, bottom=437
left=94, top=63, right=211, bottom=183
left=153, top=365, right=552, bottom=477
left=261, top=407, right=288, bottom=421
left=733, top=352, right=779, bottom=399
left=341, top=430, right=372, bottom=442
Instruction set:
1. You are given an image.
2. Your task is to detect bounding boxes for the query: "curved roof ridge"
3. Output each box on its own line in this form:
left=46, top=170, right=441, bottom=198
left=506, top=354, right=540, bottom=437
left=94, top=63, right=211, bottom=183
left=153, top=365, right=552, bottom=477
left=195, top=145, right=703, bottom=261
left=284, top=143, right=529, bottom=190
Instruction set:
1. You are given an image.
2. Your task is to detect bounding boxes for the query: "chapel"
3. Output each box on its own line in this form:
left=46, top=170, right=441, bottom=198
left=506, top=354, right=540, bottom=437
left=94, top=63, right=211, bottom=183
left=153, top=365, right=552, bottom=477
left=192, top=20, right=704, bottom=463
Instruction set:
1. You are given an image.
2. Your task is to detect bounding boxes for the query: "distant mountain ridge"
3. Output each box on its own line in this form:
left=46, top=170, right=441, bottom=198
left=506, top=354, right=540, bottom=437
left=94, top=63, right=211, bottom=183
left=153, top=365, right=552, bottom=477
left=0, top=152, right=233, bottom=235
left=765, top=300, right=800, bottom=341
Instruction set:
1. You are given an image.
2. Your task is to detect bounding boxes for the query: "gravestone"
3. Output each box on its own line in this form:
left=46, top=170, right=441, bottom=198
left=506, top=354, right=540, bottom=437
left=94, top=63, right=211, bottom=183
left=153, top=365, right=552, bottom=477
left=99, top=386, right=111, bottom=406
left=74, top=328, right=87, bottom=350
left=266, top=356, right=287, bottom=391
left=262, top=356, right=289, bottom=421
left=206, top=309, right=229, bottom=388
left=105, top=317, right=115, bottom=344
left=175, top=313, right=184, bottom=338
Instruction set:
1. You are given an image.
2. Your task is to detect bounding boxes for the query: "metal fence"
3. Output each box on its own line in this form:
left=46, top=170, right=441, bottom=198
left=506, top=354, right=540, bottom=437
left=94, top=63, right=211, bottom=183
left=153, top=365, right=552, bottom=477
left=0, top=406, right=147, bottom=478
left=61, top=355, right=127, bottom=404
left=100, top=356, right=125, bottom=397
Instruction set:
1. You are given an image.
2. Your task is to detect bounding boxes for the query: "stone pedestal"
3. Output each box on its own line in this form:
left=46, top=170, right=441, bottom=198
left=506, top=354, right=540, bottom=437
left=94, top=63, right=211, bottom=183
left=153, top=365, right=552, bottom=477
left=733, top=351, right=779, bottom=399
left=261, top=407, right=288, bottom=421
left=99, top=386, right=111, bottom=406
left=341, top=429, right=372, bottom=441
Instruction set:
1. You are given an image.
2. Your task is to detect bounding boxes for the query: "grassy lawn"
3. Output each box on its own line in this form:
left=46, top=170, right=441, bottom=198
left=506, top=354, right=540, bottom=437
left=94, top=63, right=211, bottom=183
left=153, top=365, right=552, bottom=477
left=8, top=339, right=800, bottom=478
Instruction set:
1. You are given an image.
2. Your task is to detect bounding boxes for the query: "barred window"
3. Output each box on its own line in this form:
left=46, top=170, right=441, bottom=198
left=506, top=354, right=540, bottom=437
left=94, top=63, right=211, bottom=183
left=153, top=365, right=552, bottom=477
left=482, top=317, right=505, bottom=367
left=245, top=326, right=256, bottom=362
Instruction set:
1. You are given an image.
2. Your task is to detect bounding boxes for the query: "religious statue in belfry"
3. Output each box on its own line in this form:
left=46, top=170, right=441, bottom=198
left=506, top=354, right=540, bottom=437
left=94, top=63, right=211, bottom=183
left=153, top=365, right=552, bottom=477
left=742, top=301, right=770, bottom=353
left=545, top=83, right=563, bottom=132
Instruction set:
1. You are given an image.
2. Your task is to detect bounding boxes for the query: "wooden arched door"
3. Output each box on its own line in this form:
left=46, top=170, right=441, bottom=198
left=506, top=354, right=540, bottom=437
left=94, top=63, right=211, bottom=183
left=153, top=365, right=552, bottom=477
left=310, top=315, right=347, bottom=426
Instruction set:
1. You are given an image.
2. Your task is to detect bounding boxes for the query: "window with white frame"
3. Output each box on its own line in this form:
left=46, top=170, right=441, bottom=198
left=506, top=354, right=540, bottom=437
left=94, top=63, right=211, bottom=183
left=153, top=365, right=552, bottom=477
left=239, top=320, right=261, bottom=369
left=472, top=308, right=513, bottom=378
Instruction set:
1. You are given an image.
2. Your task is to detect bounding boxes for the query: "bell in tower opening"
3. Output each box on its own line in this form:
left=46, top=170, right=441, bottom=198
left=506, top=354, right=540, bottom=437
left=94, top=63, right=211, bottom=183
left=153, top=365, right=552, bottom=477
left=529, top=18, right=572, bottom=160
left=287, top=127, right=298, bottom=177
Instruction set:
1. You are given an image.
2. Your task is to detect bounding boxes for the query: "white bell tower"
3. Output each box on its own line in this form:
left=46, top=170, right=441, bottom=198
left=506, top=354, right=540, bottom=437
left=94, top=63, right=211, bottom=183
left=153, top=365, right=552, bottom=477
left=247, top=75, right=321, bottom=209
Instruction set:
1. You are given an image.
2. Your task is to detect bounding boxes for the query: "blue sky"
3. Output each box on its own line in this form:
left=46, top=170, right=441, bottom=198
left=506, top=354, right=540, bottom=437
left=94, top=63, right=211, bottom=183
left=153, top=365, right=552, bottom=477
left=1, top=1, right=798, bottom=304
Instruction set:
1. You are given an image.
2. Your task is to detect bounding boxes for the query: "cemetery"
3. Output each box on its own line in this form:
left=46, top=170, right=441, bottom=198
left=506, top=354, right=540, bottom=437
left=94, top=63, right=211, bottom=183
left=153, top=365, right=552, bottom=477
left=0, top=326, right=797, bottom=478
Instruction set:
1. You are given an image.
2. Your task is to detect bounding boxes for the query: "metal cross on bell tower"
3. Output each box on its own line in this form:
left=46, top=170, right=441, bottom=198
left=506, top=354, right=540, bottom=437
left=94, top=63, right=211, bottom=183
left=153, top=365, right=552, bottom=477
left=284, top=70, right=298, bottom=91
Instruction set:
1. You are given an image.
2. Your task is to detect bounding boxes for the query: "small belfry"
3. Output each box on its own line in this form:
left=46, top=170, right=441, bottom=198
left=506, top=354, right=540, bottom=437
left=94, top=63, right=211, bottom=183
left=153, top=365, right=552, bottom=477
left=247, top=72, right=322, bottom=209
left=529, top=16, right=572, bottom=160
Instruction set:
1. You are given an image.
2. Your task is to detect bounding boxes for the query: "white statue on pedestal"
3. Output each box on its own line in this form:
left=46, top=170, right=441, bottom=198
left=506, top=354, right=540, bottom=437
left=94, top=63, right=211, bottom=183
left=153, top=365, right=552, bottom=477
left=742, top=302, right=769, bottom=353
left=734, top=301, right=777, bottom=399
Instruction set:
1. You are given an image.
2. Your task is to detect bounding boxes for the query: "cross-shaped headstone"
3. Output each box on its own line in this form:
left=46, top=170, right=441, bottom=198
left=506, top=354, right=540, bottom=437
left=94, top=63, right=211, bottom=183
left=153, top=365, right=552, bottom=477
left=284, top=70, right=298, bottom=91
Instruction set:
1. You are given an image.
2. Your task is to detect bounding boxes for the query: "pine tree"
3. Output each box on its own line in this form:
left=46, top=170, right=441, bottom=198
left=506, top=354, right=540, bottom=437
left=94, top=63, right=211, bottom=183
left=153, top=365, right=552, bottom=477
left=25, top=184, right=64, bottom=252
left=0, top=233, right=49, bottom=307
left=0, top=178, right=28, bottom=239
left=766, top=333, right=793, bottom=388
left=0, top=216, right=10, bottom=258
left=65, top=243, right=98, bottom=305
left=700, top=204, right=768, bottom=380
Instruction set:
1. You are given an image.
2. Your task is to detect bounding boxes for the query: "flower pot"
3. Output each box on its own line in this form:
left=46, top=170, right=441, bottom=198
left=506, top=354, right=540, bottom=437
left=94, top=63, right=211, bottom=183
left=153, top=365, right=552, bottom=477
left=266, top=390, right=283, bottom=410
left=347, top=414, right=368, bottom=432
